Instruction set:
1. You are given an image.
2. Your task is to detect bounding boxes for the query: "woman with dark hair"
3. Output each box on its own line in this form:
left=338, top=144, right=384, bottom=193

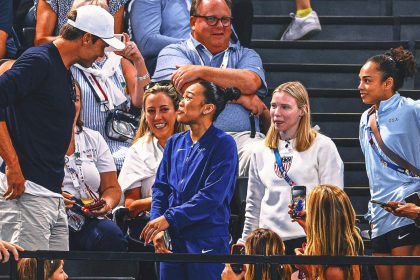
left=222, top=228, right=292, bottom=280
left=358, top=46, right=420, bottom=280
left=62, top=86, right=126, bottom=252
left=140, top=81, right=240, bottom=280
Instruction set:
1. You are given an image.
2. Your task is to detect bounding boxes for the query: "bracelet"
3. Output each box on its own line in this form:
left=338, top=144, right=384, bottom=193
left=135, top=73, right=150, bottom=81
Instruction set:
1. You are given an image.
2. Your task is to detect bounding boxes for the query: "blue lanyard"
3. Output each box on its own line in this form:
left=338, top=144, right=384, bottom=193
left=367, top=109, right=418, bottom=177
left=273, top=148, right=296, bottom=187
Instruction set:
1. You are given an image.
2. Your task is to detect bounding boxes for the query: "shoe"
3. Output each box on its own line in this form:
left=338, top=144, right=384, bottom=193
left=280, top=10, right=322, bottom=41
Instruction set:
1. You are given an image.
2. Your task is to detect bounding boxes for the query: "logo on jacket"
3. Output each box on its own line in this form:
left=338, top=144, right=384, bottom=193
left=274, top=156, right=293, bottom=178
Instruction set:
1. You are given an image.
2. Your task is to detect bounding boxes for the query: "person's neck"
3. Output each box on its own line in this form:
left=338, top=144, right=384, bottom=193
left=279, top=129, right=297, bottom=141
left=66, top=127, right=75, bottom=156
left=189, top=120, right=212, bottom=143
left=374, top=91, right=395, bottom=109
left=158, top=138, right=167, bottom=148
left=53, top=38, right=81, bottom=69
left=192, top=35, right=228, bottom=55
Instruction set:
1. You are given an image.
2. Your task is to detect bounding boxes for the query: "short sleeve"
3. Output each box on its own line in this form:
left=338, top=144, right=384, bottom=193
left=93, top=130, right=117, bottom=173
left=108, top=0, right=128, bottom=15
left=152, top=43, right=193, bottom=81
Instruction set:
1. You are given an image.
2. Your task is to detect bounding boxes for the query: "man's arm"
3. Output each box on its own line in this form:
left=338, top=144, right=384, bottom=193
left=34, top=0, right=58, bottom=46
left=0, top=122, right=25, bottom=199
left=130, top=0, right=185, bottom=59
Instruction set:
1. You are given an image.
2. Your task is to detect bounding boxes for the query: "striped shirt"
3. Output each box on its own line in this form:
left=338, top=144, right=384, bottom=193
left=71, top=57, right=130, bottom=170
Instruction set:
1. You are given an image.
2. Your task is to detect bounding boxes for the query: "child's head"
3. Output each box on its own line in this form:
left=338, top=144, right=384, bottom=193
left=18, top=259, right=68, bottom=280
left=245, top=228, right=291, bottom=280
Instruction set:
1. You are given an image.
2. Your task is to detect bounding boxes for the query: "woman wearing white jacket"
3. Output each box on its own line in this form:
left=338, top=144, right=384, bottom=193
left=239, top=81, right=344, bottom=254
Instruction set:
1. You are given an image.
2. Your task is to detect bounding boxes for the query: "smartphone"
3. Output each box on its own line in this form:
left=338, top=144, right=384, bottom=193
left=164, top=230, right=172, bottom=251
left=370, top=199, right=398, bottom=209
left=104, top=34, right=126, bottom=52
left=290, top=186, right=306, bottom=219
left=82, top=199, right=106, bottom=212
left=230, top=244, right=245, bottom=273
left=404, top=192, right=420, bottom=206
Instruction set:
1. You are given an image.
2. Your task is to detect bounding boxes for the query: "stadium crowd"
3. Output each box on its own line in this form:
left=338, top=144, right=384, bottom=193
left=0, top=0, right=419, bottom=279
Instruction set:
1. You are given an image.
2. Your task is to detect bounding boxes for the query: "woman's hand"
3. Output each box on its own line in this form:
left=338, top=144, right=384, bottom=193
left=153, top=231, right=172, bottom=253
left=221, top=264, right=246, bottom=280
left=294, top=247, right=309, bottom=275
left=62, top=191, right=75, bottom=209
left=116, top=33, right=145, bottom=65
left=288, top=204, right=307, bottom=233
left=140, top=215, right=170, bottom=245
left=385, top=202, right=420, bottom=220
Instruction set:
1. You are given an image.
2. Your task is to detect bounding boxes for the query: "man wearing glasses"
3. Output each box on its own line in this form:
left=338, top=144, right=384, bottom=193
left=0, top=5, right=124, bottom=251
left=153, top=0, right=269, bottom=177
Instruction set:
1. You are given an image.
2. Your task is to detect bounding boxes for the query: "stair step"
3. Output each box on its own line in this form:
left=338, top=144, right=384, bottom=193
left=252, top=16, right=420, bottom=41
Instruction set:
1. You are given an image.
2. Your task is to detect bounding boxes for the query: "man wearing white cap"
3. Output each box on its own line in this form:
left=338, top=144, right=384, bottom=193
left=0, top=5, right=124, bottom=251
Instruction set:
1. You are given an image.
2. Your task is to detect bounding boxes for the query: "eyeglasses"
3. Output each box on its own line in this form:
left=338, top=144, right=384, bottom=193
left=193, top=15, right=233, bottom=27
left=143, top=80, right=174, bottom=91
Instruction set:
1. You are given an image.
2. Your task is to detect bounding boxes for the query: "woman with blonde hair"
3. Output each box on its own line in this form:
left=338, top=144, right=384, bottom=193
left=222, top=228, right=292, bottom=280
left=294, top=184, right=364, bottom=280
left=118, top=81, right=186, bottom=238
left=239, top=81, right=344, bottom=254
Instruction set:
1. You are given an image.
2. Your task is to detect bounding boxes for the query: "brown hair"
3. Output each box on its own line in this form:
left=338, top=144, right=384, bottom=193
left=265, top=81, right=317, bottom=152
left=190, top=0, right=232, bottom=16
left=305, top=185, right=364, bottom=280
left=18, top=259, right=63, bottom=280
left=245, top=228, right=292, bottom=280
left=133, top=83, right=186, bottom=143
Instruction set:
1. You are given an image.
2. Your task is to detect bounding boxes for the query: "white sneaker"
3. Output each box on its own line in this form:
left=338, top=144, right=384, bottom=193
left=280, top=10, right=322, bottom=41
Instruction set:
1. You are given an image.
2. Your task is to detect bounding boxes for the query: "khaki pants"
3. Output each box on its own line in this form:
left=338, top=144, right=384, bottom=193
left=0, top=192, right=69, bottom=251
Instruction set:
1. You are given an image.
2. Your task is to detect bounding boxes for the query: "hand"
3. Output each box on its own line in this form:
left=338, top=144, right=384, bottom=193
left=386, top=202, right=420, bottom=220
left=221, top=264, right=246, bottom=280
left=171, top=65, right=203, bottom=92
left=115, top=33, right=145, bottom=64
left=153, top=231, right=172, bottom=253
left=0, top=240, right=24, bottom=263
left=3, top=162, right=25, bottom=200
left=62, top=192, right=75, bottom=209
left=294, top=247, right=309, bottom=274
left=233, top=95, right=267, bottom=116
left=85, top=200, right=111, bottom=217
left=140, top=215, right=170, bottom=245
left=288, top=204, right=307, bottom=232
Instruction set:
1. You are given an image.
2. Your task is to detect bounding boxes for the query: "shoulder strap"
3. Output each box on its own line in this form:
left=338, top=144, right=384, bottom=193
left=368, top=107, right=420, bottom=176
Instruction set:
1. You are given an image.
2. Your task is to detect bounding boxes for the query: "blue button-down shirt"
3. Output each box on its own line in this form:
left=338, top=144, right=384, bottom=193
left=151, top=125, right=238, bottom=238
left=153, top=36, right=268, bottom=133
left=360, top=93, right=420, bottom=238
left=130, top=0, right=191, bottom=73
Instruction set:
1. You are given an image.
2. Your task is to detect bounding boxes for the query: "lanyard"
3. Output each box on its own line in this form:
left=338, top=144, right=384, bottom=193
left=367, top=110, right=418, bottom=177
left=273, top=148, right=296, bottom=187
left=187, top=39, right=230, bottom=69
left=64, top=134, right=99, bottom=200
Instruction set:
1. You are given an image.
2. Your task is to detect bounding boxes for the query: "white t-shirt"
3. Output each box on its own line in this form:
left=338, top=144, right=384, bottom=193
left=118, top=133, right=164, bottom=199
left=239, top=133, right=344, bottom=243
left=62, top=127, right=116, bottom=199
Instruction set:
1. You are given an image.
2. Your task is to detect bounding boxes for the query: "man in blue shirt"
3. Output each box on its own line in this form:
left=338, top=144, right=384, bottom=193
left=0, top=5, right=124, bottom=251
left=153, top=0, right=269, bottom=176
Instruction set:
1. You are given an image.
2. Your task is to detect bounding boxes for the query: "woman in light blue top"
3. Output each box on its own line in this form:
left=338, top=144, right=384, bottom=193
left=358, top=46, right=420, bottom=280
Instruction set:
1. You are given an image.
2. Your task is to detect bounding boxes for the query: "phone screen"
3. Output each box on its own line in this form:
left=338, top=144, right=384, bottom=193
left=291, top=186, right=306, bottom=219
left=231, top=244, right=245, bottom=273
left=370, top=200, right=398, bottom=209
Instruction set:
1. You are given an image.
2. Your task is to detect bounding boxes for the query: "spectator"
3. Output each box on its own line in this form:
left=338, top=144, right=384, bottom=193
left=62, top=85, right=127, bottom=251
left=130, top=0, right=191, bottom=74
left=18, top=258, right=68, bottom=280
left=70, top=0, right=150, bottom=171
left=222, top=228, right=292, bottom=280
left=0, top=239, right=23, bottom=263
left=119, top=81, right=186, bottom=237
left=141, top=81, right=240, bottom=280
left=293, top=184, right=364, bottom=280
left=280, top=0, right=321, bottom=41
left=358, top=46, right=420, bottom=280
left=153, top=0, right=269, bottom=176
left=239, top=81, right=343, bottom=254
left=34, top=0, right=127, bottom=46
left=0, top=5, right=124, bottom=251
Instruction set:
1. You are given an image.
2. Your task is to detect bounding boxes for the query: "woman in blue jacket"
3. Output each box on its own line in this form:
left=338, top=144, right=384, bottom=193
left=358, top=47, right=420, bottom=280
left=141, top=81, right=240, bottom=280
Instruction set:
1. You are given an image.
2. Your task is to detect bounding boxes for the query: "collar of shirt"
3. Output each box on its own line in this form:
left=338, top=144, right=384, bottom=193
left=377, top=92, right=401, bottom=114
left=185, top=124, right=218, bottom=147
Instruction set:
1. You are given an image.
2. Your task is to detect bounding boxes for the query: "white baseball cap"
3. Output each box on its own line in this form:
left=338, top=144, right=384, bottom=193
left=67, top=5, right=125, bottom=51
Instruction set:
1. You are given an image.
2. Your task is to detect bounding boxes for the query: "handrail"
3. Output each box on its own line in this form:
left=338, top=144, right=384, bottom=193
left=7, top=251, right=420, bottom=279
